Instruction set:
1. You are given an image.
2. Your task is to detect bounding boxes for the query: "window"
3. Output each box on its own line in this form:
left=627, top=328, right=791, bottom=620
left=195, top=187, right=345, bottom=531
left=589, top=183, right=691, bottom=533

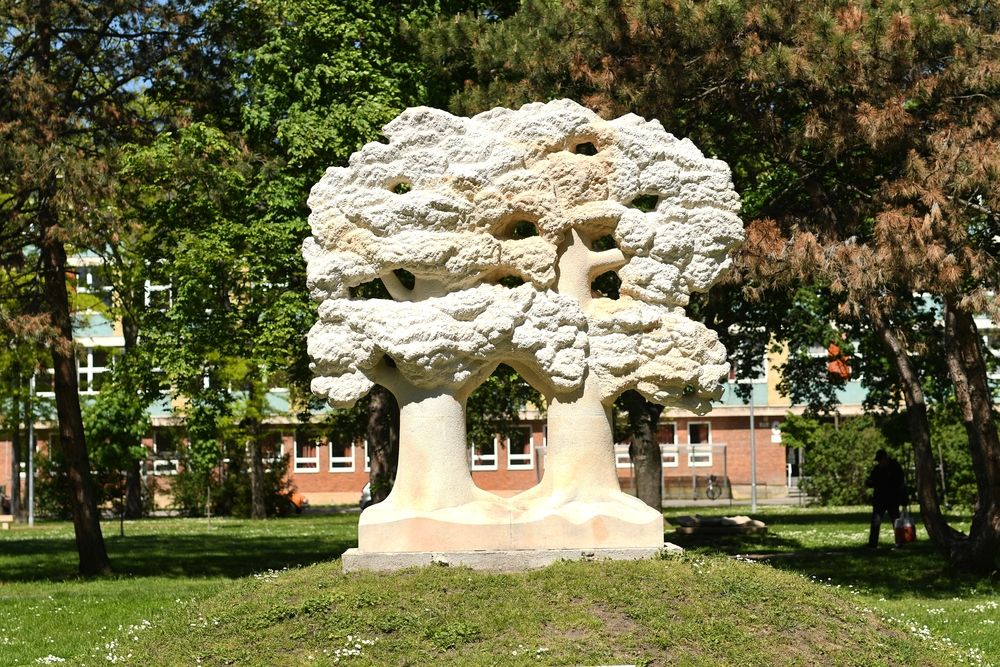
left=688, top=422, right=713, bottom=467
left=77, top=347, right=114, bottom=393
left=363, top=440, right=371, bottom=472
left=153, top=429, right=180, bottom=455
left=505, top=428, right=534, bottom=470
left=688, top=422, right=711, bottom=444
left=144, top=280, right=172, bottom=310
left=329, top=438, right=355, bottom=472
left=471, top=438, right=497, bottom=470
left=660, top=422, right=679, bottom=467
left=33, top=366, right=54, bottom=395
left=262, top=434, right=284, bottom=471
left=75, top=266, right=113, bottom=308
left=294, top=439, right=320, bottom=473
left=661, top=445, right=680, bottom=468
left=614, top=443, right=631, bottom=469
left=152, top=459, right=179, bottom=476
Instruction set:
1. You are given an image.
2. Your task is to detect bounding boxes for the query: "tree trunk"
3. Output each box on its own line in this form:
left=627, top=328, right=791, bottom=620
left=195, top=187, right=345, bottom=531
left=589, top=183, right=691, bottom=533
left=40, top=227, right=112, bottom=576
left=366, top=385, right=399, bottom=504
left=381, top=388, right=481, bottom=511
left=10, top=367, right=22, bottom=520
left=872, top=316, right=964, bottom=552
left=248, top=433, right=265, bottom=519
left=124, top=458, right=142, bottom=519
left=538, top=371, right=626, bottom=501
left=120, top=313, right=143, bottom=520
left=943, top=301, right=1000, bottom=575
left=621, top=390, right=664, bottom=510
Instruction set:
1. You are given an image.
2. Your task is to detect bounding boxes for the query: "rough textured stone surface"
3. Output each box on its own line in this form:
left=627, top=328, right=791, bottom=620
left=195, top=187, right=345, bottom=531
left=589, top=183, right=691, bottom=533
left=304, top=99, right=743, bottom=556
left=340, top=545, right=683, bottom=573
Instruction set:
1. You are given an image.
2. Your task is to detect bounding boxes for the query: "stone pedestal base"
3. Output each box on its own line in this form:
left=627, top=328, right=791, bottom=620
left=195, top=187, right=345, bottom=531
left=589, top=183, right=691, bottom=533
left=341, top=543, right=683, bottom=573
left=357, top=499, right=666, bottom=553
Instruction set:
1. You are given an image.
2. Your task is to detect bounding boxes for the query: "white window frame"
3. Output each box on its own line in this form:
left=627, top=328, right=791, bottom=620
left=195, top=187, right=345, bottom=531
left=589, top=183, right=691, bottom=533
left=687, top=422, right=713, bottom=467
left=661, top=444, right=680, bottom=468
left=470, top=437, right=498, bottom=471
left=505, top=427, right=534, bottom=470
left=75, top=266, right=113, bottom=308
left=76, top=347, right=111, bottom=395
left=152, top=459, right=179, bottom=476
left=261, top=437, right=284, bottom=473
left=144, top=280, right=173, bottom=309
left=328, top=438, right=355, bottom=472
left=293, top=438, right=320, bottom=473
left=659, top=420, right=679, bottom=467
left=614, top=443, right=631, bottom=469
left=363, top=439, right=370, bottom=472
left=33, top=368, right=55, bottom=397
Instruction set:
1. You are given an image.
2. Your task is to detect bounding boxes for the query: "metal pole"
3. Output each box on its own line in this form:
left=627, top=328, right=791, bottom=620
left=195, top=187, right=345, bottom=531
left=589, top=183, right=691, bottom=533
left=749, top=382, right=757, bottom=512
left=27, top=375, right=34, bottom=527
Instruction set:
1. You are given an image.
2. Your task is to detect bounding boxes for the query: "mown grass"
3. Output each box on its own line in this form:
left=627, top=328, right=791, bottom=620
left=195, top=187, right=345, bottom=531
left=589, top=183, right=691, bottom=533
left=666, top=504, right=999, bottom=665
left=125, top=555, right=962, bottom=667
left=0, top=513, right=357, bottom=666
left=0, top=505, right=996, bottom=666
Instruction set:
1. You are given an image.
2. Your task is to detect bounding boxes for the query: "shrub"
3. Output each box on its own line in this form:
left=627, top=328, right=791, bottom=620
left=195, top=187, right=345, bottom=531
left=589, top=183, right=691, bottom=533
left=782, top=413, right=909, bottom=505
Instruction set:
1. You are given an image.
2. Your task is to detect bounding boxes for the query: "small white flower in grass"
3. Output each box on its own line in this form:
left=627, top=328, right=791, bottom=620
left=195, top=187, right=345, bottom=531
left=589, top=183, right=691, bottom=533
left=35, top=655, right=66, bottom=664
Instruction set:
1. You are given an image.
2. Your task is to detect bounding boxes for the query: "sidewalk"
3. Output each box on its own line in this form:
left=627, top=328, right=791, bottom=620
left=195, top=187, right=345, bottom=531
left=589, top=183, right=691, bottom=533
left=661, top=496, right=813, bottom=508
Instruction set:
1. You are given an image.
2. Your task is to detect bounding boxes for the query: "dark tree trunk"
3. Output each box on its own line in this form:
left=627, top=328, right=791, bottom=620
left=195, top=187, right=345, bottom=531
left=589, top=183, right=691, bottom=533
left=40, top=227, right=112, bottom=576
left=621, top=390, right=664, bottom=510
left=10, top=367, right=22, bottom=520
left=248, top=433, right=266, bottom=519
left=124, top=459, right=143, bottom=519
left=247, top=379, right=266, bottom=520
left=121, top=314, right=143, bottom=520
left=872, top=316, right=965, bottom=552
left=367, top=385, right=400, bottom=504
left=943, top=301, right=1000, bottom=575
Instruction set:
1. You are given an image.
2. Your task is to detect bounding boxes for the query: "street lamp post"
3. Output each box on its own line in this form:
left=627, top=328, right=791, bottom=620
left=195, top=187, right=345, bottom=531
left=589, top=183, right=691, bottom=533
left=749, top=380, right=757, bottom=513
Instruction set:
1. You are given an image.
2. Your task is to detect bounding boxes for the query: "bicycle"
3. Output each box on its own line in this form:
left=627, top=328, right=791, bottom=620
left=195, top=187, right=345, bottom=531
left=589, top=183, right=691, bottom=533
left=705, top=474, right=723, bottom=500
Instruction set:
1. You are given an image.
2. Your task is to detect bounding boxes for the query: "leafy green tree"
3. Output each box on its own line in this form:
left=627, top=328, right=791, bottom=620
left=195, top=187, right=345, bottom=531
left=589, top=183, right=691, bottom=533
left=83, top=380, right=151, bottom=531
left=782, top=413, right=904, bottom=506
left=120, top=123, right=309, bottom=519
left=237, top=0, right=526, bottom=500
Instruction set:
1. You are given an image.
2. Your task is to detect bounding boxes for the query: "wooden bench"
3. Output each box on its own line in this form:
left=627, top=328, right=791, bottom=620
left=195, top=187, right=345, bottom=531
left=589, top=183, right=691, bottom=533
left=0, top=515, right=13, bottom=530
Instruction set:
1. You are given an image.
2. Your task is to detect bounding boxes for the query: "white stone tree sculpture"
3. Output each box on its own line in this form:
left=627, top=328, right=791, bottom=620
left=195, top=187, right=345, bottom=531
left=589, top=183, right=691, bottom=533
left=474, top=102, right=742, bottom=534
left=305, top=99, right=742, bottom=552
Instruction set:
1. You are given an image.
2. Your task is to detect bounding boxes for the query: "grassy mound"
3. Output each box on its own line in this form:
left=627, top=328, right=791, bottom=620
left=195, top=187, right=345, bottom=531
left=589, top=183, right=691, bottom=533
left=128, top=552, right=959, bottom=666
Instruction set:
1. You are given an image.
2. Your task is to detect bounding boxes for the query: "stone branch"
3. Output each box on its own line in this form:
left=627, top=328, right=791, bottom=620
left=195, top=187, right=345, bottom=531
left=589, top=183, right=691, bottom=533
left=588, top=247, right=626, bottom=278
left=380, top=271, right=413, bottom=302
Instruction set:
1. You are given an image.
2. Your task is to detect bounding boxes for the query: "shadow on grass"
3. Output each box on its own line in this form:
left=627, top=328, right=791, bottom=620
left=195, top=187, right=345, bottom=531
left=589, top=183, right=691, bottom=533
left=665, top=508, right=998, bottom=600
left=0, top=516, right=356, bottom=583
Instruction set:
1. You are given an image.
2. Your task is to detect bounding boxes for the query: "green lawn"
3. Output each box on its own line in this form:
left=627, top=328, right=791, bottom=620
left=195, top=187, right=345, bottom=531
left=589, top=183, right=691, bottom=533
left=0, top=506, right=996, bottom=666
left=666, top=505, right=999, bottom=666
left=0, top=513, right=358, bottom=666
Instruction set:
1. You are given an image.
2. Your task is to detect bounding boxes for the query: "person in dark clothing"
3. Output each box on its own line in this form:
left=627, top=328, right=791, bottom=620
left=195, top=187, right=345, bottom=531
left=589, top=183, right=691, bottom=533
left=865, top=449, right=907, bottom=548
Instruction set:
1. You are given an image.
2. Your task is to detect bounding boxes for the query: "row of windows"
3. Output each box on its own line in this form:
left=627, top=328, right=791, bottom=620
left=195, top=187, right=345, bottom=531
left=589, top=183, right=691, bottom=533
left=613, top=443, right=716, bottom=469
left=293, top=432, right=539, bottom=474
left=470, top=428, right=535, bottom=471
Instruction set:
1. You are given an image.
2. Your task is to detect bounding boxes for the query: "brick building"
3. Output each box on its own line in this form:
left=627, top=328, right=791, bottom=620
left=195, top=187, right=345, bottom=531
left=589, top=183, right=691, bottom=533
left=9, top=252, right=996, bottom=512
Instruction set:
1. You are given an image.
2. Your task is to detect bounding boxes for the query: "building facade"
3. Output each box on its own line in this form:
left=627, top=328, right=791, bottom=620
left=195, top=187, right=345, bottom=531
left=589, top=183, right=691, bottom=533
left=3, top=256, right=995, bottom=512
